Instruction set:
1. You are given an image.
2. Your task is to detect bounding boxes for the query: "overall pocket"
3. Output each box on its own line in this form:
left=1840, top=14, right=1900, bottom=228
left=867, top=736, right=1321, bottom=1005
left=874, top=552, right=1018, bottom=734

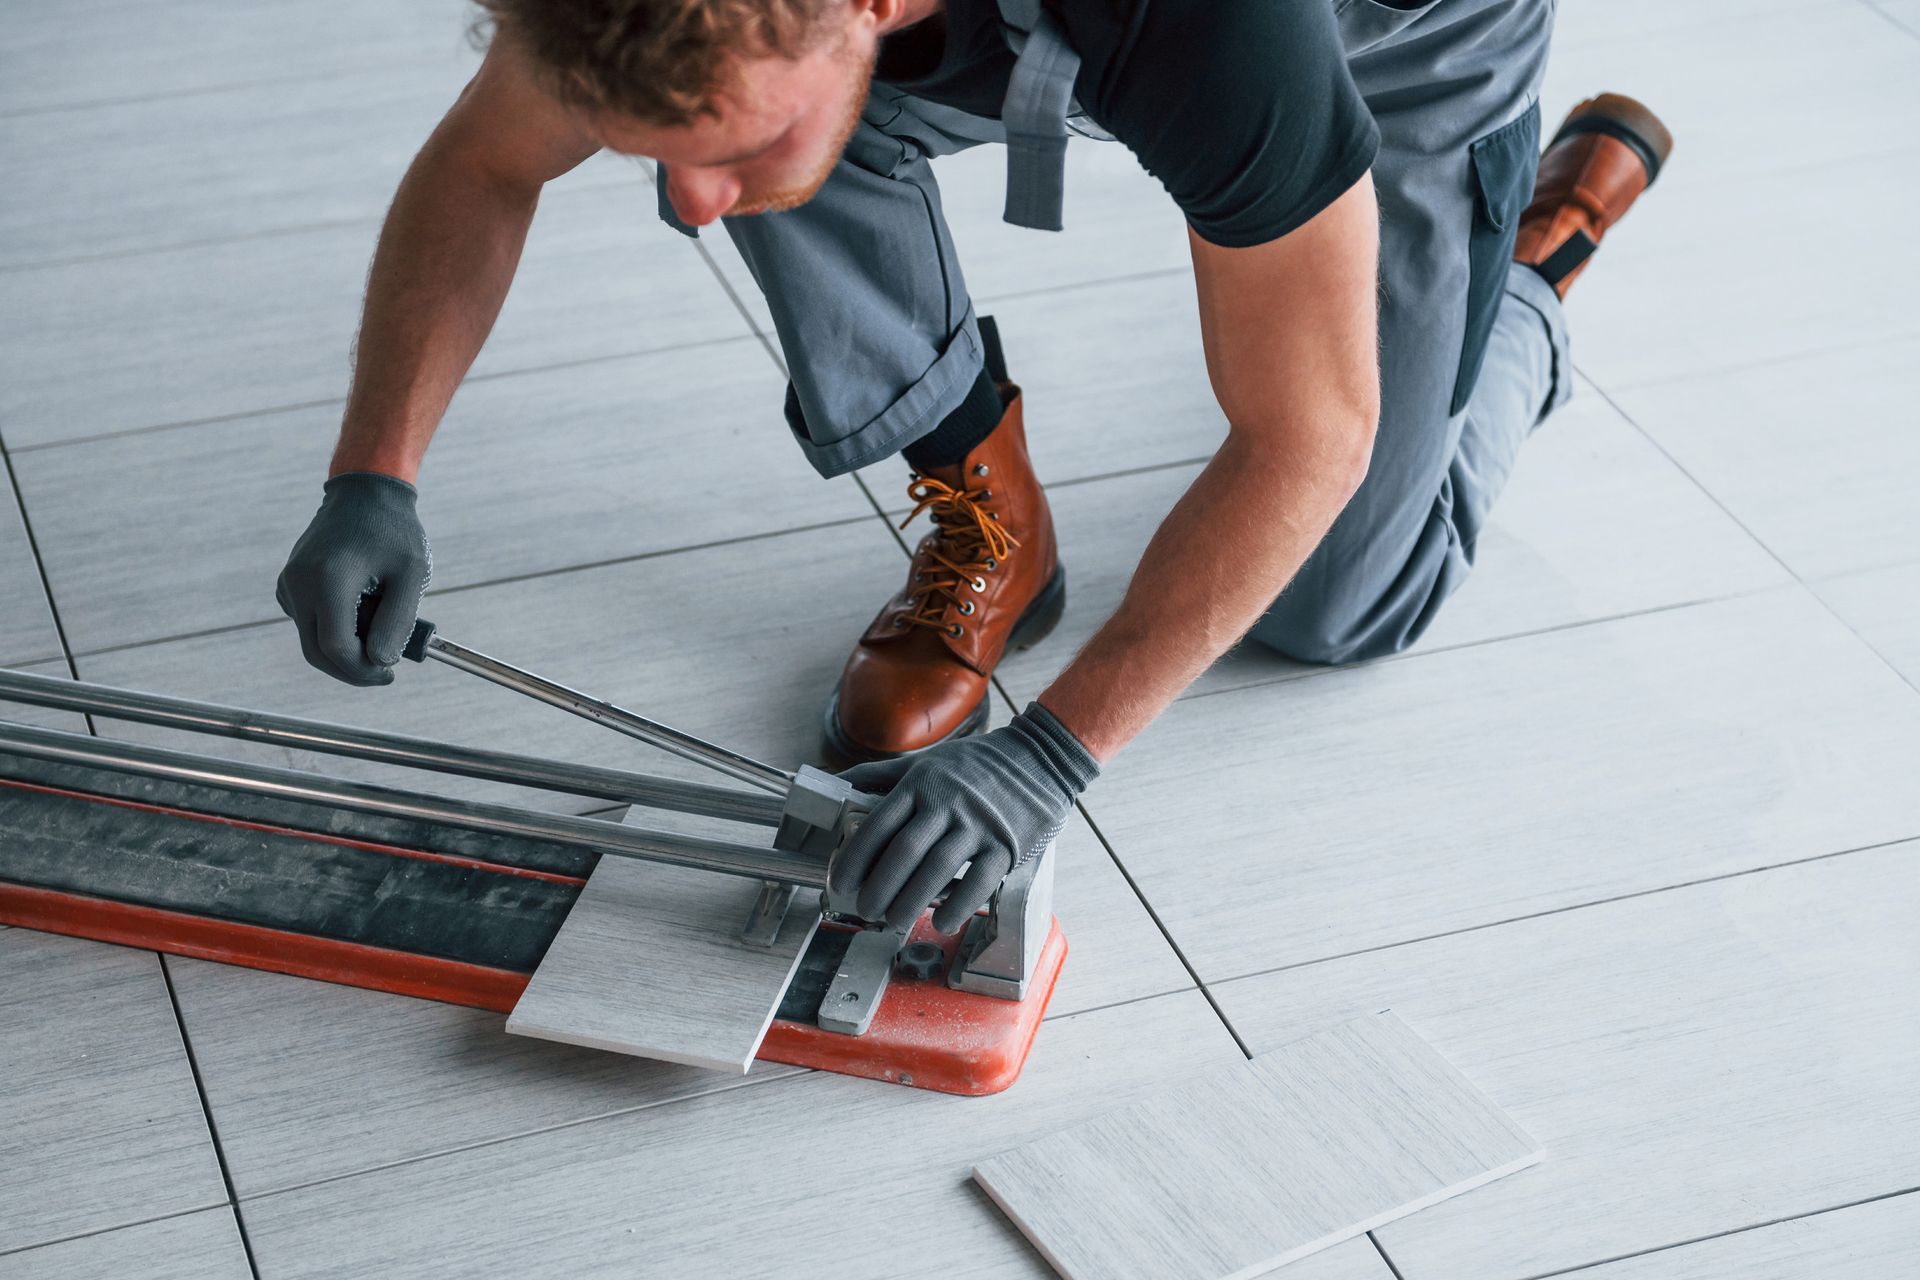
left=1451, top=101, right=1541, bottom=416
left=1334, top=0, right=1442, bottom=56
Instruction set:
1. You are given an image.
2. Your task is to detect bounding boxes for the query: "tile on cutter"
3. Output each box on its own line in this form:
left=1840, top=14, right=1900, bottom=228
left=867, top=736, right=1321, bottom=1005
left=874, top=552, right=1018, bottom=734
left=240, top=992, right=1330, bottom=1280
left=0, top=932, right=227, bottom=1253
left=1562, top=148, right=1920, bottom=390
left=1569, top=1192, right=1920, bottom=1280
left=0, top=181, right=747, bottom=449
left=1088, top=587, right=1920, bottom=981
left=0, top=0, right=471, bottom=113
left=1541, top=3, right=1920, bottom=183
left=1208, top=842, right=1920, bottom=1280
left=0, top=1207, right=251, bottom=1280
left=16, top=338, right=868, bottom=654
left=506, top=848, right=821, bottom=1072
left=167, top=956, right=805, bottom=1197
left=974, top=1011, right=1540, bottom=1280
left=0, top=60, right=641, bottom=268
left=1609, top=339, right=1920, bottom=581
left=74, top=517, right=911, bottom=815
left=0, top=490, right=61, bottom=667
left=989, top=382, right=1788, bottom=706
left=865, top=271, right=1219, bottom=506
left=1814, top=561, right=1920, bottom=689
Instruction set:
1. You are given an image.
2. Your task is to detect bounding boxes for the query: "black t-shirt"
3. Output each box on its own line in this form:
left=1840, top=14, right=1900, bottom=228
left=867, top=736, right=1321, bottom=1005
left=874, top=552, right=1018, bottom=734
left=874, top=0, right=1378, bottom=248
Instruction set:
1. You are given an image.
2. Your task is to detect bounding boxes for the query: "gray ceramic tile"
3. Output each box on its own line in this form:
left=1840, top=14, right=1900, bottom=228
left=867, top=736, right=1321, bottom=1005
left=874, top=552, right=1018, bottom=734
left=237, top=990, right=1393, bottom=1280
left=1875, top=0, right=1920, bottom=37
left=1562, top=148, right=1920, bottom=392
left=0, top=59, right=640, bottom=269
left=0, top=487, right=60, bottom=666
left=0, top=1207, right=250, bottom=1280
left=1571, top=1192, right=1920, bottom=1279
left=1607, top=340, right=1920, bottom=581
left=0, top=181, right=749, bottom=448
left=1087, top=587, right=1920, bottom=982
left=1541, top=3, right=1920, bottom=182
left=17, top=337, right=870, bottom=654
left=1210, top=842, right=1920, bottom=1280
left=1552, top=0, right=1849, bottom=50
left=701, top=137, right=1191, bottom=339
left=1814, top=561, right=1920, bottom=689
left=989, top=383, right=1790, bottom=707
left=0, top=931, right=227, bottom=1253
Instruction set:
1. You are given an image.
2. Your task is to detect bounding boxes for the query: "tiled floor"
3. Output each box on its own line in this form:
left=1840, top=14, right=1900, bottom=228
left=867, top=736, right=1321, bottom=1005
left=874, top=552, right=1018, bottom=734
left=3, top=3, right=1917, bottom=1277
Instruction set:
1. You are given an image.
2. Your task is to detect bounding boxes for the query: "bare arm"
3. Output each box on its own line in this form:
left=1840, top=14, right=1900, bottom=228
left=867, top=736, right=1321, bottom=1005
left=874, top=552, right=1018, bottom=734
left=1037, top=173, right=1382, bottom=760
left=329, top=35, right=603, bottom=481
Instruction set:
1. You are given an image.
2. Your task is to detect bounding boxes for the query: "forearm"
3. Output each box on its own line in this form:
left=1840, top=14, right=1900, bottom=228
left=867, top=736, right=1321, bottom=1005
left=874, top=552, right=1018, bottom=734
left=1037, top=425, right=1367, bottom=762
left=330, top=141, right=540, bottom=482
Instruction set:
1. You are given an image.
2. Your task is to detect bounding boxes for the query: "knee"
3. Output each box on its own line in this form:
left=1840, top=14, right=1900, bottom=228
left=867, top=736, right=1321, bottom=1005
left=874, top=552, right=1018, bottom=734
left=1245, top=576, right=1425, bottom=667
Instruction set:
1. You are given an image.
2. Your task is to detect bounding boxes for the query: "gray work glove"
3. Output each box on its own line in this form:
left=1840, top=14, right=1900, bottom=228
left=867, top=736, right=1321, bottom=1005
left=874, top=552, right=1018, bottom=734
left=275, top=471, right=431, bottom=687
left=831, top=702, right=1100, bottom=934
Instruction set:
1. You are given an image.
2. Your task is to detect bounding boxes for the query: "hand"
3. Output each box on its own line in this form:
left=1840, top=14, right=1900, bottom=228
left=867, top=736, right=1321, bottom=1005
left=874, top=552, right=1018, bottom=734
left=830, top=702, right=1100, bottom=933
left=276, top=472, right=432, bottom=686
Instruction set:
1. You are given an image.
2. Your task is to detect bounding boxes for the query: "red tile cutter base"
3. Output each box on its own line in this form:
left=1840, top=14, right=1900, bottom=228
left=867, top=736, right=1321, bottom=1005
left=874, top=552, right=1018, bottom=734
left=0, top=648, right=1067, bottom=1096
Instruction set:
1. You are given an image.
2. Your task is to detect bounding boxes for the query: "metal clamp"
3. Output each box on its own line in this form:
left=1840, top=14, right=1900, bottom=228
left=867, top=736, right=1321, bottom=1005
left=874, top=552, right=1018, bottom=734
left=949, top=839, right=1056, bottom=1001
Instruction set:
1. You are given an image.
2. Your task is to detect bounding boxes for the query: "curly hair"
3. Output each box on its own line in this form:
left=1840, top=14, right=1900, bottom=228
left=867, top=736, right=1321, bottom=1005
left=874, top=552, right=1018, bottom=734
left=472, top=0, right=847, bottom=126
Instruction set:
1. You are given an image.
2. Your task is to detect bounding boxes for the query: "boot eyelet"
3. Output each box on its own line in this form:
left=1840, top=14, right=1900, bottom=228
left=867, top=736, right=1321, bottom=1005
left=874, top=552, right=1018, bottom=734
left=973, top=463, right=990, bottom=477
left=978, top=489, right=991, bottom=500
left=948, top=623, right=964, bottom=637
left=891, top=617, right=906, bottom=628
left=970, top=577, right=987, bottom=592
left=985, top=558, right=997, bottom=570
left=960, top=601, right=975, bottom=615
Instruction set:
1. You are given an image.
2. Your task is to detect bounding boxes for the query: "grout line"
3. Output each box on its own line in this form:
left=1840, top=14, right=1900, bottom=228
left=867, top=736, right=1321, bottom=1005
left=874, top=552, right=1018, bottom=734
left=1583, top=375, right=1920, bottom=700
left=1369, top=1231, right=1409, bottom=1280
left=1203, top=833, right=1919, bottom=992
left=1518, top=1184, right=1920, bottom=1280
left=0, top=440, right=95, bottom=734
left=0, top=1203, right=237, bottom=1262
left=5, top=329, right=765, bottom=457
left=61, top=513, right=878, bottom=662
left=1589, top=328, right=1920, bottom=399
left=0, top=54, right=466, bottom=121
left=156, top=954, right=262, bottom=1279
left=974, top=264, right=1191, bottom=307
left=1865, top=0, right=1920, bottom=38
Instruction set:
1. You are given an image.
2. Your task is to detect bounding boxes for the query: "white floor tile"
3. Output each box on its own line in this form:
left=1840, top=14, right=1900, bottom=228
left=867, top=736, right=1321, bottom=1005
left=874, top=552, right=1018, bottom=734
left=0, top=181, right=748, bottom=448
left=1551, top=0, right=1848, bottom=51
left=1088, top=588, right=1920, bottom=982
left=236, top=992, right=1389, bottom=1280
left=1813, top=561, right=1920, bottom=689
left=0, top=0, right=471, bottom=113
left=16, top=338, right=868, bottom=654
left=1569, top=1191, right=1920, bottom=1280
left=0, top=932, right=227, bottom=1253
left=1210, top=843, right=1920, bottom=1280
left=1608, top=339, right=1920, bottom=581
left=0, top=489, right=60, bottom=667
left=0, top=1207, right=250, bottom=1280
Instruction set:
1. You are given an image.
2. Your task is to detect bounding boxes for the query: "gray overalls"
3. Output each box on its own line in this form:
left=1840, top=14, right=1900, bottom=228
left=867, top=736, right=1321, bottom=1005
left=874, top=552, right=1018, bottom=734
left=658, top=0, right=1573, bottom=666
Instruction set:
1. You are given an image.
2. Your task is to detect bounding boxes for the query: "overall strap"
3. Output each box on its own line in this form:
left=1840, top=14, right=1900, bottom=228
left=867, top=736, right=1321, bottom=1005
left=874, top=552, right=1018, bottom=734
left=996, top=0, right=1078, bottom=231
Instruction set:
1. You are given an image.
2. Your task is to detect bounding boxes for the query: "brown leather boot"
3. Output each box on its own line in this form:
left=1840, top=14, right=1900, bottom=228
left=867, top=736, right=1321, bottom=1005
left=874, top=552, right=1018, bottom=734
left=1513, top=92, right=1674, bottom=298
left=824, top=383, right=1065, bottom=762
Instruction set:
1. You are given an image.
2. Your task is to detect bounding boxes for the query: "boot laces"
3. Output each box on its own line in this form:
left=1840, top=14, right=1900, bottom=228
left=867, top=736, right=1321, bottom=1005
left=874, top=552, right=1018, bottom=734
left=897, top=474, right=1021, bottom=630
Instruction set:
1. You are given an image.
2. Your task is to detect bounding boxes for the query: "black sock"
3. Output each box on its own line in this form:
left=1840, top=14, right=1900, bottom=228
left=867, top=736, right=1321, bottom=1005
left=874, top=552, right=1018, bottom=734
left=902, top=366, right=1006, bottom=471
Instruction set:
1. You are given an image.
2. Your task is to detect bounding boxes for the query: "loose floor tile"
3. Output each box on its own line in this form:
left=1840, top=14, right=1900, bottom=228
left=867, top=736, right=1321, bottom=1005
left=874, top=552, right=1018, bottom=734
left=0, top=490, right=60, bottom=667
left=1569, top=1191, right=1920, bottom=1280
left=974, top=1011, right=1540, bottom=1280
left=1090, top=587, right=1920, bottom=981
left=1814, top=561, right=1920, bottom=689
left=0, top=1207, right=250, bottom=1280
left=1564, top=149, right=1920, bottom=390
left=0, top=0, right=470, bottom=113
left=0, top=932, right=227, bottom=1253
left=0, top=181, right=746, bottom=449
left=240, top=992, right=1395, bottom=1280
left=1209, top=842, right=1920, bottom=1280
left=16, top=338, right=867, bottom=654
left=506, top=843, right=821, bottom=1072
left=1608, top=339, right=1920, bottom=581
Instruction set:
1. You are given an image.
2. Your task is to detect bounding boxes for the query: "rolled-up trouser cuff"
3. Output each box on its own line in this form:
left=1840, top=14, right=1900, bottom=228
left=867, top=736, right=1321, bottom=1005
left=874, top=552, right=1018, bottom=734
left=1503, top=260, right=1576, bottom=423
left=782, top=305, right=987, bottom=479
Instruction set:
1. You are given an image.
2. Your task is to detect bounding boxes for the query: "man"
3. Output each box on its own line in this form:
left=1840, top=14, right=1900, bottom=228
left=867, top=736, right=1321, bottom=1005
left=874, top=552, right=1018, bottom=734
left=279, top=0, right=1670, bottom=937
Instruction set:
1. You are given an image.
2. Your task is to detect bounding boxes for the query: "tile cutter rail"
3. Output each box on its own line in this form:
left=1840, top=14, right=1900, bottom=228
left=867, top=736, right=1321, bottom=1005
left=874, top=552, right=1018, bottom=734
left=0, top=620, right=1065, bottom=1095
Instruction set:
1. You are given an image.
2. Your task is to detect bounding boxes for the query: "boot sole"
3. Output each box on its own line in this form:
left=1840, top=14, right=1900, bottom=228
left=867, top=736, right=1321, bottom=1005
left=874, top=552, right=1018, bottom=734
left=821, top=564, right=1069, bottom=765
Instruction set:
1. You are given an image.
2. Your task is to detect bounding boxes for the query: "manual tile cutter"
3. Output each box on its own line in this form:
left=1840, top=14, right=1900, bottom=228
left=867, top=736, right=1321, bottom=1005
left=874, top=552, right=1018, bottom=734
left=0, top=619, right=1066, bottom=1095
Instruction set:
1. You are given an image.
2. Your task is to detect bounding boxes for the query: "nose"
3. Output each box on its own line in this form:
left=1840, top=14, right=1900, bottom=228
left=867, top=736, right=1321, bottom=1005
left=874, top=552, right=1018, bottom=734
left=665, top=167, right=742, bottom=226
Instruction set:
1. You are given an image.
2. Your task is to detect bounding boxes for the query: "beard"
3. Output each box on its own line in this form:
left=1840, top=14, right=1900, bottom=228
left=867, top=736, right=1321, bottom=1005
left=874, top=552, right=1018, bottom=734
left=725, top=37, right=876, bottom=217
